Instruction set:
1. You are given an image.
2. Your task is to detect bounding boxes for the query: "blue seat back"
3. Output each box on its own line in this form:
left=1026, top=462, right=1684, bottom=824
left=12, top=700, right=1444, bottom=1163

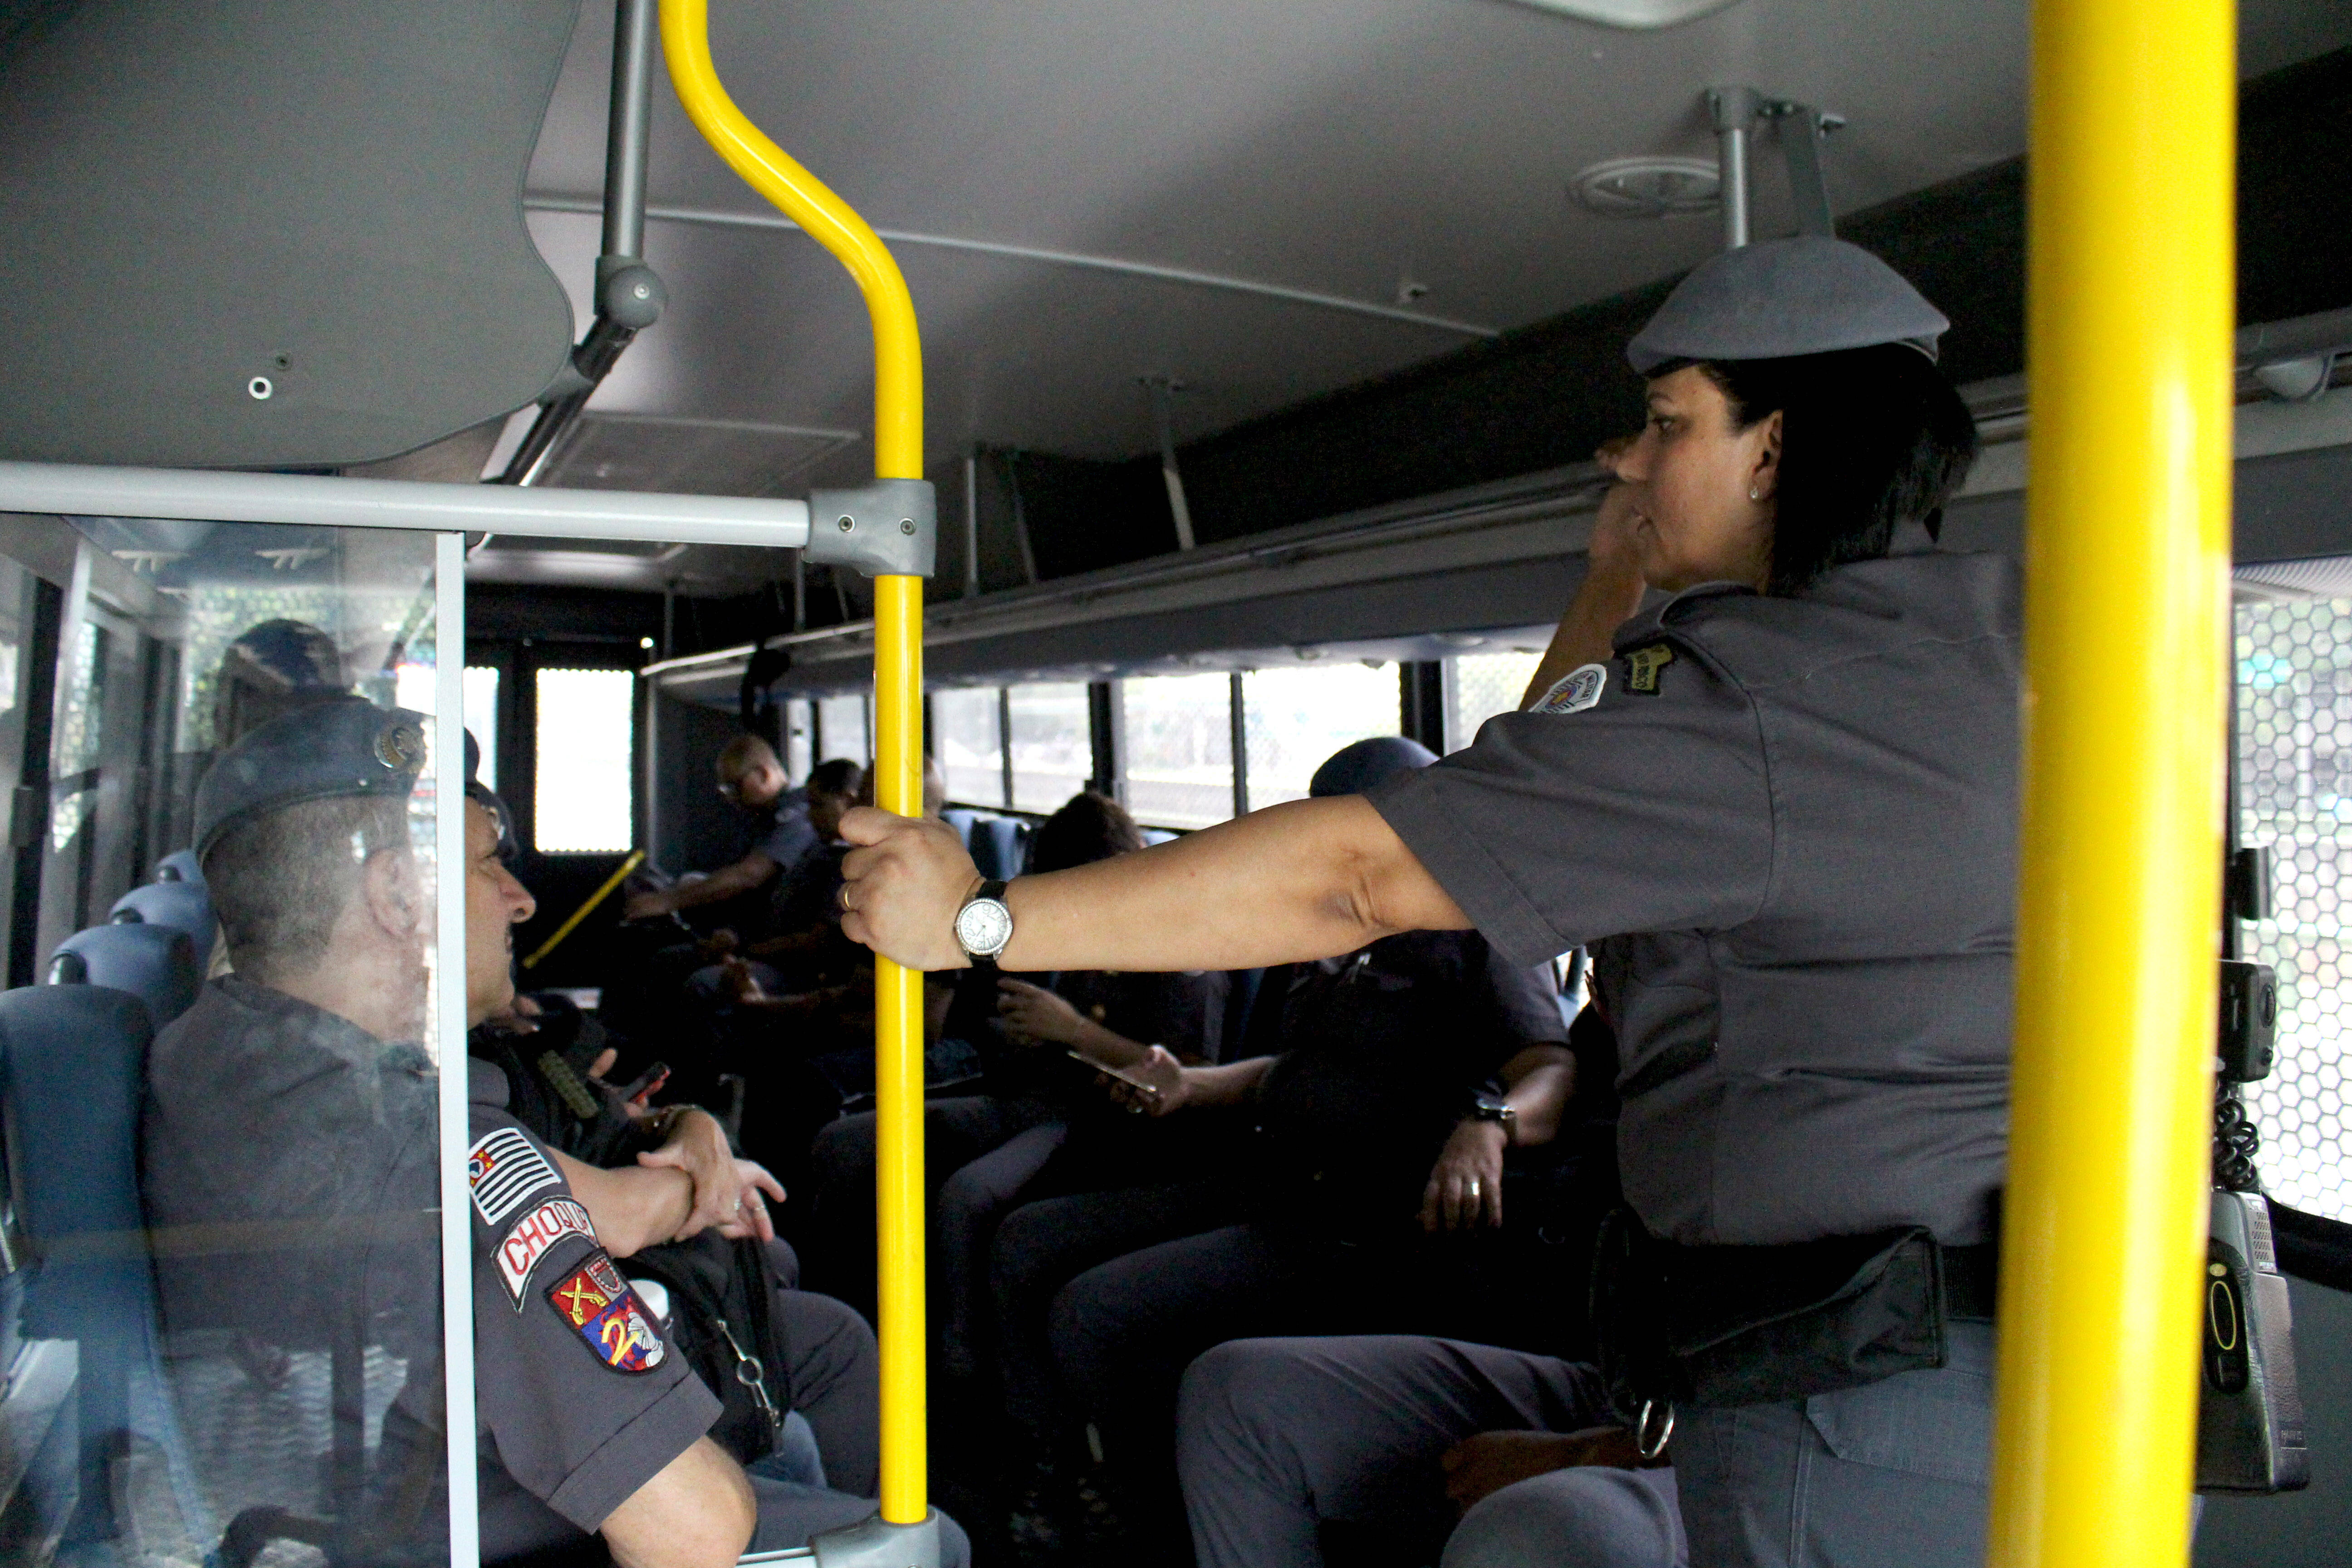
left=154, top=848, right=206, bottom=887
left=54, top=922, right=201, bottom=1028
left=972, top=817, right=1026, bottom=880
left=940, top=808, right=979, bottom=849
left=0, top=985, right=156, bottom=1336
left=111, top=879, right=216, bottom=948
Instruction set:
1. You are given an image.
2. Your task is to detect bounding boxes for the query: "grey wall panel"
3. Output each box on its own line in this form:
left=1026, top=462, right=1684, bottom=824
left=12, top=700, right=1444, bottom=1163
left=0, top=0, right=581, bottom=468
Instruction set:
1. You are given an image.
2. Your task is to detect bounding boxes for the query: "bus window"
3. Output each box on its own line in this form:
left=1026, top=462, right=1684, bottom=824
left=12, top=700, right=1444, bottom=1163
left=1240, top=662, right=1402, bottom=810
left=0, top=514, right=456, bottom=1565
left=1006, top=682, right=1090, bottom=813
left=933, top=686, right=1007, bottom=809
left=1444, top=649, right=1545, bottom=751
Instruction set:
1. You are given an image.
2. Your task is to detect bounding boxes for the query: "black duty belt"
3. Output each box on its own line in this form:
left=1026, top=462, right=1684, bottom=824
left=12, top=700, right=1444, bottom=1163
left=1944, top=1242, right=1999, bottom=1322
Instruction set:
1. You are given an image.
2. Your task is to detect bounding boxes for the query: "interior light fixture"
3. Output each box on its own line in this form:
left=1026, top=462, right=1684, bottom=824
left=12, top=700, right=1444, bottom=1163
left=1492, top=0, right=1745, bottom=28
left=1570, top=156, right=1723, bottom=218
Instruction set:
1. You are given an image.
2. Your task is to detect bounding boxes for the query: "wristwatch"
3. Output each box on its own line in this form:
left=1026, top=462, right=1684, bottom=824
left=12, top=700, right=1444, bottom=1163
left=953, top=878, right=1014, bottom=968
left=1469, top=1092, right=1517, bottom=1144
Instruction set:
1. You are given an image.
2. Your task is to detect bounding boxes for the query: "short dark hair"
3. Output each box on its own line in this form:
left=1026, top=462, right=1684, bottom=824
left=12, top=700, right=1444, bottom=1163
left=1699, top=344, right=1980, bottom=596
left=207, top=794, right=410, bottom=982
left=808, top=758, right=863, bottom=798
left=1025, top=792, right=1145, bottom=875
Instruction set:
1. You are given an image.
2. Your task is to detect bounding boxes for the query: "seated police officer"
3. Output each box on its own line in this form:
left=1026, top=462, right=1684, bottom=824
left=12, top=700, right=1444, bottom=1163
left=142, top=698, right=968, bottom=1566
left=623, top=735, right=833, bottom=927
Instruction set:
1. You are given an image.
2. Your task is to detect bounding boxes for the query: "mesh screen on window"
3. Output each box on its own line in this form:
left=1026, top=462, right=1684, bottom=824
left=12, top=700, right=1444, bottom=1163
left=1241, top=662, right=1400, bottom=810
left=1009, top=682, right=1092, bottom=814
left=2235, top=594, right=2352, bottom=1225
left=1119, top=673, right=1234, bottom=829
left=1445, top=651, right=1544, bottom=752
left=933, top=686, right=1005, bottom=808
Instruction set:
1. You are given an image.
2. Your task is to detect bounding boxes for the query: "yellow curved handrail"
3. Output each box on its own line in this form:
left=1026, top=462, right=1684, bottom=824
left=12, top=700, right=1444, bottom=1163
left=662, top=0, right=931, bottom=1526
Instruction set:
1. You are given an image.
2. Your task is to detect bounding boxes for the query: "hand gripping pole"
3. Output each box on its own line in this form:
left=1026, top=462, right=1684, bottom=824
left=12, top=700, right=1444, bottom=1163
left=661, top=0, right=936, bottom=1542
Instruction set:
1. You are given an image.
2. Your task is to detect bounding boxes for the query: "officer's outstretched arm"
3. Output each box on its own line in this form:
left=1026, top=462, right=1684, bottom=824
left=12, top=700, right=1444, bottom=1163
left=840, top=794, right=1468, bottom=975
left=599, top=1436, right=756, bottom=1568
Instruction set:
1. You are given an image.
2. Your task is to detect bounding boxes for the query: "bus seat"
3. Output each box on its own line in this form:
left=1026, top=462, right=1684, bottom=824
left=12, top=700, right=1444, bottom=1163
left=0, top=984, right=200, bottom=1543
left=970, top=817, right=1026, bottom=880
left=941, top=808, right=979, bottom=848
left=110, top=879, right=216, bottom=948
left=154, top=849, right=206, bottom=888
left=52, top=922, right=201, bottom=1029
left=1142, top=828, right=1177, bottom=847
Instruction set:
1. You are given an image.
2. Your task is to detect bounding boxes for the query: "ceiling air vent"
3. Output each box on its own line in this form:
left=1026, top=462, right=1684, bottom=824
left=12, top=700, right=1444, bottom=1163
left=1569, top=156, right=1721, bottom=218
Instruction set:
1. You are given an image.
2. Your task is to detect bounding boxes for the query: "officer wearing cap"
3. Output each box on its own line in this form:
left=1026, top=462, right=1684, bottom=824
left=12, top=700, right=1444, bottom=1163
left=837, top=235, right=2007, bottom=1568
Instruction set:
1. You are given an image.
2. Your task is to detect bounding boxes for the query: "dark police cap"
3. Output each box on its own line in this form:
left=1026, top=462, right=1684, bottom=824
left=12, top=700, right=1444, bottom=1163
left=1626, top=235, right=1949, bottom=377
left=195, top=696, right=427, bottom=860
left=1309, top=735, right=1438, bottom=798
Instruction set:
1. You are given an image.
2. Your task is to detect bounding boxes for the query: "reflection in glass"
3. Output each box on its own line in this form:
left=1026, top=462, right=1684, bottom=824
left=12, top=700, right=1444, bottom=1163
left=1241, top=663, right=1400, bottom=810
left=1119, top=673, right=1233, bottom=829
left=0, top=515, right=449, bottom=1565
left=1008, top=683, right=1090, bottom=814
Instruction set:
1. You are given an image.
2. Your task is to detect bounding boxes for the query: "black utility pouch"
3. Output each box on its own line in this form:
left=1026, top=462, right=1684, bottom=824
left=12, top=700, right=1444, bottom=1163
left=622, top=1234, right=792, bottom=1464
left=1591, top=1208, right=1950, bottom=1422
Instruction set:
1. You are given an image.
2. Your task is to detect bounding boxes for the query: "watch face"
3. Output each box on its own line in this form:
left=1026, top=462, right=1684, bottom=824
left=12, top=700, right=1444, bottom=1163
left=955, top=897, right=1013, bottom=957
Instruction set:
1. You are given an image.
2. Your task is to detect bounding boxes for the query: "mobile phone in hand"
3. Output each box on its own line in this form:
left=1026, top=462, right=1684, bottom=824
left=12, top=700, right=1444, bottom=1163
left=1067, top=1049, right=1160, bottom=1097
left=617, top=1061, right=670, bottom=1108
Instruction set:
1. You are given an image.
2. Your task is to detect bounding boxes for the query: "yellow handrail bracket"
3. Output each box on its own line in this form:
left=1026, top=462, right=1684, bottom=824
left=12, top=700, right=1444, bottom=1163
left=662, top=0, right=935, bottom=1533
left=1992, top=1, right=2236, bottom=1565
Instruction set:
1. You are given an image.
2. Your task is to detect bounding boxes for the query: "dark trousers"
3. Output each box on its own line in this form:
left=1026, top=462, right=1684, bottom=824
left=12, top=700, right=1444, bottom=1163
left=1048, top=1220, right=1515, bottom=1477
left=989, top=1180, right=1240, bottom=1444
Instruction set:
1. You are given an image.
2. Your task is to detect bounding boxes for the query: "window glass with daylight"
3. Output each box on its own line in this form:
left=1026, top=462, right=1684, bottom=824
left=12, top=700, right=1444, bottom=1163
left=1008, top=682, right=1091, bottom=813
left=934, top=687, right=1006, bottom=808
left=534, top=668, right=636, bottom=853
left=2234, top=593, right=2352, bottom=1225
left=465, top=665, right=501, bottom=791
left=1241, top=662, right=1401, bottom=810
left=1445, top=650, right=1544, bottom=752
left=0, top=514, right=456, bottom=1563
left=1118, top=673, right=1234, bottom=829
left=817, top=691, right=870, bottom=765
left=782, top=696, right=814, bottom=782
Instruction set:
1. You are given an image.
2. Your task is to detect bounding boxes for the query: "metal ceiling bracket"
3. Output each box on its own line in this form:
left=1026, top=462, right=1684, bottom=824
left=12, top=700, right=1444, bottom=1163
left=1762, top=99, right=1844, bottom=239
left=1706, top=85, right=1762, bottom=250
left=497, top=0, right=668, bottom=485
left=805, top=479, right=938, bottom=578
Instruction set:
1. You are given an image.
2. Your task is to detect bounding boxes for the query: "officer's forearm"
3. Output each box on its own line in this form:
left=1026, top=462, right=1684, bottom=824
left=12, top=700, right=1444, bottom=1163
left=1521, top=551, right=1646, bottom=709
left=554, top=1151, right=693, bottom=1258
left=1178, top=1055, right=1275, bottom=1107
left=666, top=853, right=774, bottom=911
left=1493, top=1045, right=1578, bottom=1148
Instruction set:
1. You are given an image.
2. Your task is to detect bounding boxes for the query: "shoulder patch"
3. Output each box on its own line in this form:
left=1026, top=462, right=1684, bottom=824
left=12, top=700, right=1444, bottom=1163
left=468, top=1126, right=561, bottom=1226
left=495, top=1196, right=595, bottom=1308
left=546, top=1252, right=666, bottom=1373
left=1624, top=643, right=1677, bottom=696
left=1532, top=663, right=1607, bottom=715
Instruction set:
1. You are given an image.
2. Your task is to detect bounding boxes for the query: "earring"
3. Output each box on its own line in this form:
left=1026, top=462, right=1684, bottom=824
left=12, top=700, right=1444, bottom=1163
left=1749, top=485, right=1761, bottom=501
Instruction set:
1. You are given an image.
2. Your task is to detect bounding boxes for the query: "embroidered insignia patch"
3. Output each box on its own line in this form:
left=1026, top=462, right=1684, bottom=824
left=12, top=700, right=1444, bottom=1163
left=1625, top=643, right=1677, bottom=696
left=468, top=1127, right=561, bottom=1227
left=546, top=1252, right=666, bottom=1373
left=1532, top=663, right=1607, bottom=715
left=495, top=1196, right=595, bottom=1308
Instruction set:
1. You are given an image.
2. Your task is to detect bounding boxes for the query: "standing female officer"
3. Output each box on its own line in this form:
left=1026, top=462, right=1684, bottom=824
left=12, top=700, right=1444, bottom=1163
left=837, top=235, right=2009, bottom=1567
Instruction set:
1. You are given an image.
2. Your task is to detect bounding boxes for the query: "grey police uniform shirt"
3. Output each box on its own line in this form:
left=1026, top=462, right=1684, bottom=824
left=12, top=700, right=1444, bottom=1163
left=469, top=1058, right=723, bottom=1559
left=760, top=788, right=819, bottom=871
left=142, top=975, right=440, bottom=1357
left=1368, top=544, right=2019, bottom=1248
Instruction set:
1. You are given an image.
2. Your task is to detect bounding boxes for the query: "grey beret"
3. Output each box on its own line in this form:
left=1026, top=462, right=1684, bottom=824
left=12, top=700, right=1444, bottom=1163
left=196, top=696, right=427, bottom=860
left=1627, top=235, right=1949, bottom=376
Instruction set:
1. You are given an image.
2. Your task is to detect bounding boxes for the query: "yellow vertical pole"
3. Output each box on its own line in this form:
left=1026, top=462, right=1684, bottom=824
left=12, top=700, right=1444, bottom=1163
left=661, top=0, right=930, bottom=1524
left=1991, top=0, right=2235, bottom=1564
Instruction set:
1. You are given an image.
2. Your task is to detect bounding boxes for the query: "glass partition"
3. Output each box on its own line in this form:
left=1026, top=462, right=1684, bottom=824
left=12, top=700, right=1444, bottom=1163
left=1007, top=682, right=1090, bottom=814
left=0, top=514, right=454, bottom=1565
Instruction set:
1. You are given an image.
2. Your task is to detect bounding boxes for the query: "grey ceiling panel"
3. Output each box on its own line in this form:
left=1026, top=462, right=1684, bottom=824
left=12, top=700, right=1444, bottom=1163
left=0, top=0, right=583, bottom=469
